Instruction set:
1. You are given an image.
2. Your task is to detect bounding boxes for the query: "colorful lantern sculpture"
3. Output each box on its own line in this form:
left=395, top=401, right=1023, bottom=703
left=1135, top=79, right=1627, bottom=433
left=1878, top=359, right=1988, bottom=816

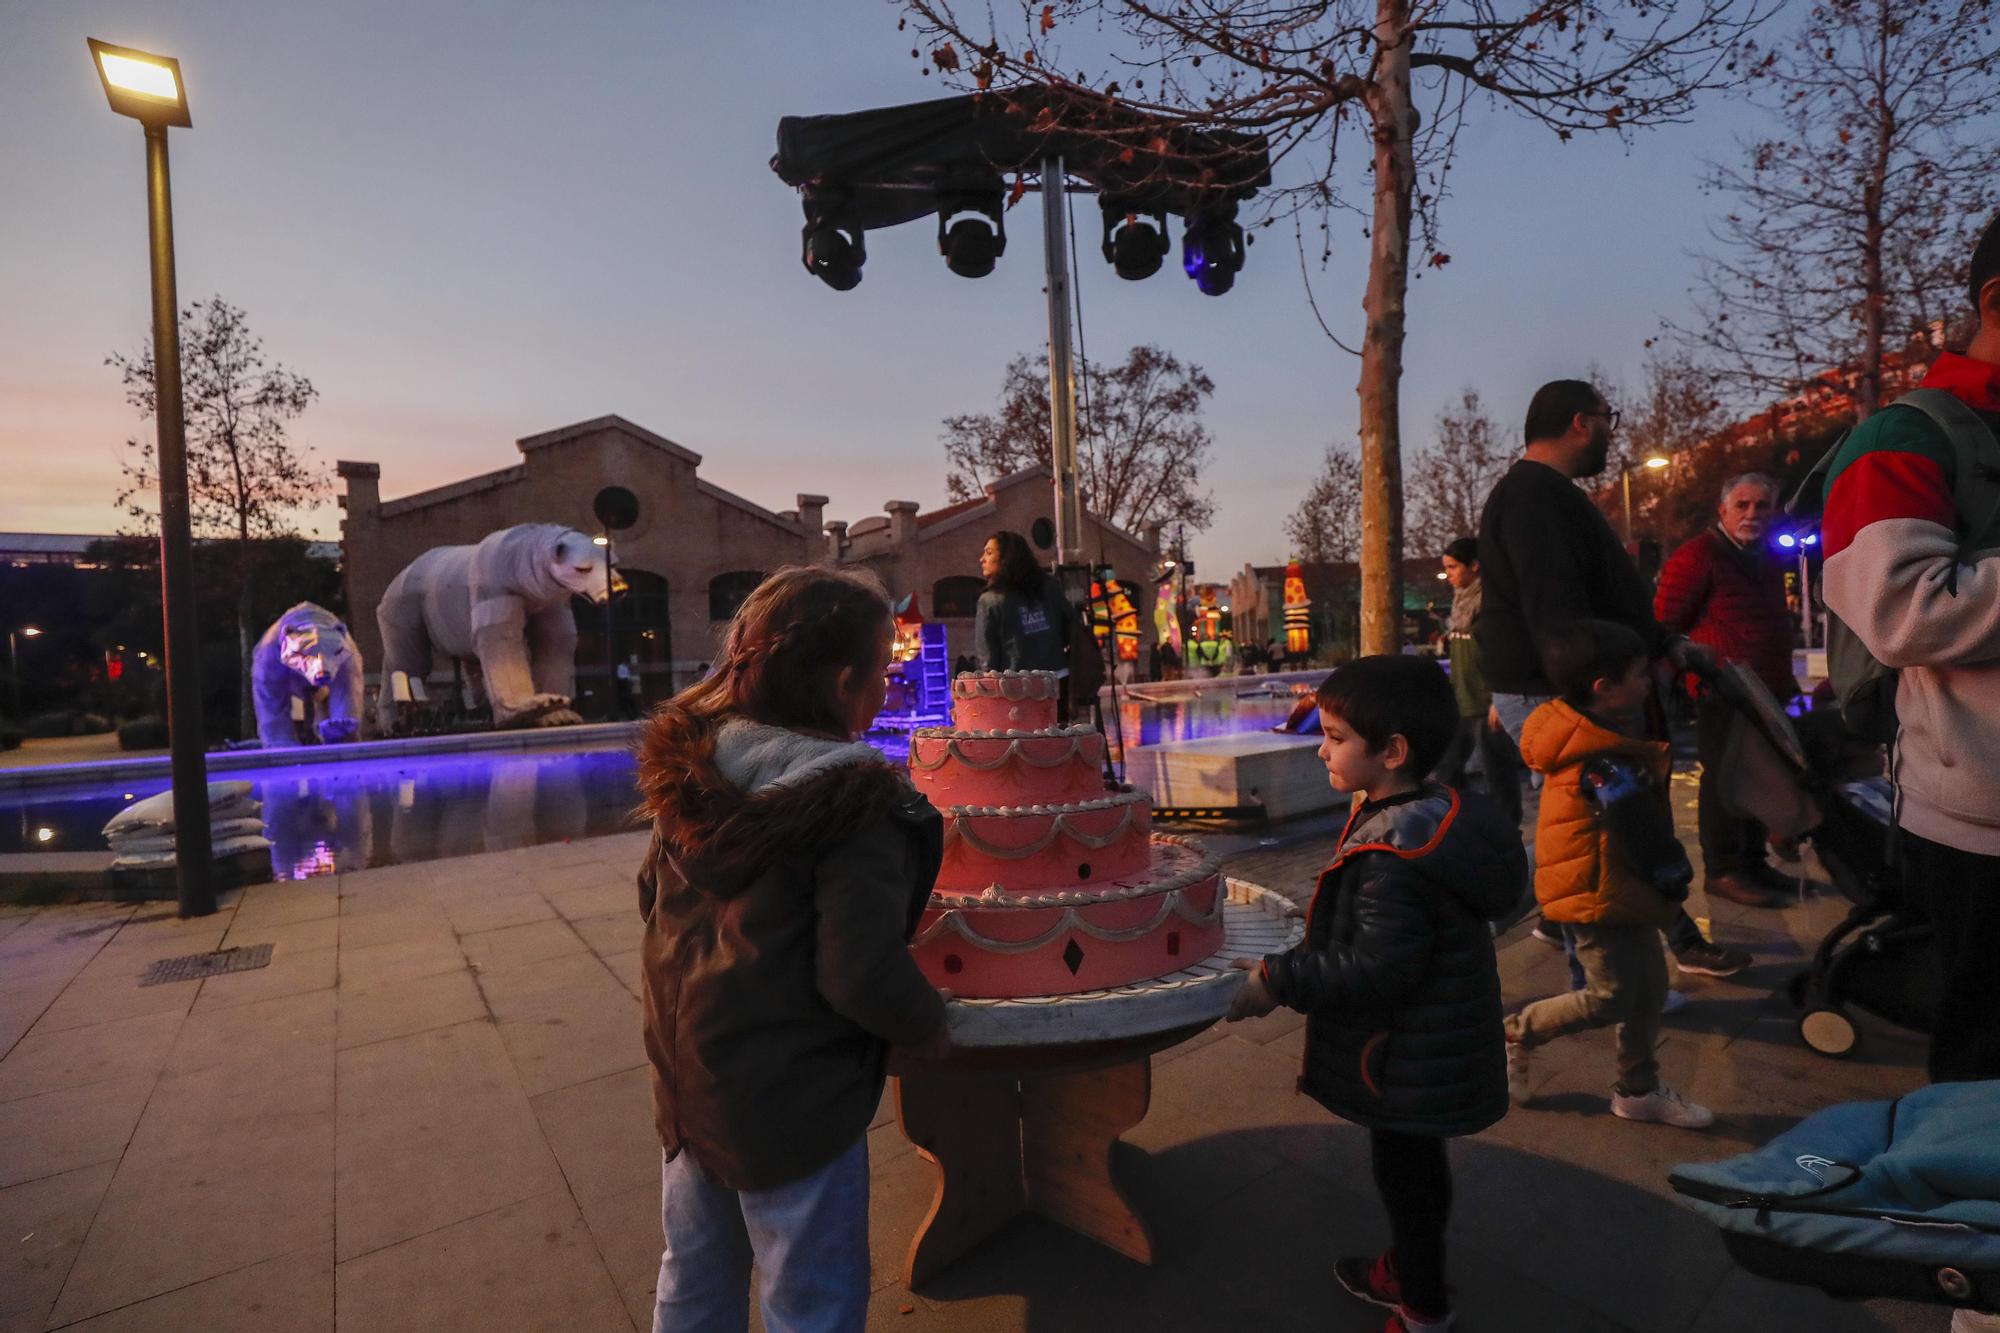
left=1283, top=559, right=1312, bottom=658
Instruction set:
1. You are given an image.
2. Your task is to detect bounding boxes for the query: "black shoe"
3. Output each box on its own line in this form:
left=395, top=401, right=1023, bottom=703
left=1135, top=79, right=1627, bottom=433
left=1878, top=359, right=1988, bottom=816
left=1675, top=939, right=1751, bottom=977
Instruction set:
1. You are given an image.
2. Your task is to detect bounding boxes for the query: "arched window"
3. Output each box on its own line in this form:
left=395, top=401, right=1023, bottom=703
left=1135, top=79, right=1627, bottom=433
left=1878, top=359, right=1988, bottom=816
left=931, top=575, right=985, bottom=619
left=708, top=570, right=764, bottom=621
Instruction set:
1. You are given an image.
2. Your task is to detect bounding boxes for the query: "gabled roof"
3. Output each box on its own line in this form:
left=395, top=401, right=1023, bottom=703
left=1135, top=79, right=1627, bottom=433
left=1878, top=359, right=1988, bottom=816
left=915, top=494, right=987, bottom=530
left=516, top=415, right=703, bottom=467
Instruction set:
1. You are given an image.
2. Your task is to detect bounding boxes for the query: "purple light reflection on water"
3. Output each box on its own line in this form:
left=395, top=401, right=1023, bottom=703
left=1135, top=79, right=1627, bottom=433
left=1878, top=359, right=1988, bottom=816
left=0, top=690, right=1288, bottom=877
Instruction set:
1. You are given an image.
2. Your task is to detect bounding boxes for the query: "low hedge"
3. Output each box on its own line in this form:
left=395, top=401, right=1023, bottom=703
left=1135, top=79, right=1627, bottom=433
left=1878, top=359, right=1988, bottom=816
left=24, top=712, right=75, bottom=739
left=118, top=716, right=170, bottom=750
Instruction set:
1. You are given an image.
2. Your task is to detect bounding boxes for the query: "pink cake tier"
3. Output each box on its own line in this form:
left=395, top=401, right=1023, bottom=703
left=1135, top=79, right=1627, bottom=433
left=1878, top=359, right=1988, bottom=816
left=936, top=790, right=1151, bottom=893
left=951, top=670, right=1060, bottom=733
left=907, top=724, right=1107, bottom=809
left=910, top=837, right=1226, bottom=998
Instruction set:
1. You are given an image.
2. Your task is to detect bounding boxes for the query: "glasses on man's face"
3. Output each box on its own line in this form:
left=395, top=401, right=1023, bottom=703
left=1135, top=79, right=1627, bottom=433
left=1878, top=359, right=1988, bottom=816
left=1583, top=408, right=1622, bottom=431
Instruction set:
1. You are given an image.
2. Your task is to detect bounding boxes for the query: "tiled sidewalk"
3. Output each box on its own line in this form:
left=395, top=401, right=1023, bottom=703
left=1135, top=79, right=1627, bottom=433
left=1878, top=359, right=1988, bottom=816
left=0, top=808, right=1941, bottom=1332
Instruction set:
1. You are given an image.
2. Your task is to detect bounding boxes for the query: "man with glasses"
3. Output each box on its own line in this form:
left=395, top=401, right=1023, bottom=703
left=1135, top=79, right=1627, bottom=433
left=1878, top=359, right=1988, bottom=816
left=1477, top=380, right=1750, bottom=979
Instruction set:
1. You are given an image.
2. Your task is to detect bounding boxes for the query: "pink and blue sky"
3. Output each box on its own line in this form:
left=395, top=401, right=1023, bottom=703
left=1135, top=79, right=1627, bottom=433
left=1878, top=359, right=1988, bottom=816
left=2, top=1, right=1769, bottom=576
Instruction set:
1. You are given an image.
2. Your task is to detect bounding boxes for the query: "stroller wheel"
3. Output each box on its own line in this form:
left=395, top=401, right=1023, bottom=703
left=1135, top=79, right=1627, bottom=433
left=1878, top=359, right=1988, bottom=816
left=1800, top=1007, right=1859, bottom=1058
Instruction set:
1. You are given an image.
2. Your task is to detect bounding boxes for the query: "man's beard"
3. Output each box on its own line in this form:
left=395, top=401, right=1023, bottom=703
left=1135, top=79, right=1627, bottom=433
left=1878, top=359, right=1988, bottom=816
left=1578, top=431, right=1612, bottom=478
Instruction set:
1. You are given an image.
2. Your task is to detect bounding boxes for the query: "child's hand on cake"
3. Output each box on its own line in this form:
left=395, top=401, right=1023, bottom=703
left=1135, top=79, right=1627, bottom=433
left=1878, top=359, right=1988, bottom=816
left=1225, top=957, right=1279, bottom=1021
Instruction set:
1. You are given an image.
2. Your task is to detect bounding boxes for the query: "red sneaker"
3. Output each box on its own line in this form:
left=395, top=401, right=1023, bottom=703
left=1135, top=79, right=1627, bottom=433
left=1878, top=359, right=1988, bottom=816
left=1334, top=1252, right=1401, bottom=1309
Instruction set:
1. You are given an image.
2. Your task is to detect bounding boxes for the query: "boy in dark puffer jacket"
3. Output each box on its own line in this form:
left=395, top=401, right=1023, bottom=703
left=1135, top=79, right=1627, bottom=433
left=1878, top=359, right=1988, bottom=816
left=1229, top=655, right=1525, bottom=1333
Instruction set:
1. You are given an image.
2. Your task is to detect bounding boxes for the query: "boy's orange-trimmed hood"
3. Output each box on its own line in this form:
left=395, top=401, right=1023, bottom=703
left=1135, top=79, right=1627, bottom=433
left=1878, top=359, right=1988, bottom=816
left=1518, top=698, right=1667, bottom=777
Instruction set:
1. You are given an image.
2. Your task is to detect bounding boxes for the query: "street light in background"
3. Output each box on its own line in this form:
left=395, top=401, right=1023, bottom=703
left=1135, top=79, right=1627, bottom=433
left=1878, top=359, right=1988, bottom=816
left=7, top=626, right=41, bottom=720
left=88, top=37, right=214, bottom=918
left=1620, top=454, right=1672, bottom=547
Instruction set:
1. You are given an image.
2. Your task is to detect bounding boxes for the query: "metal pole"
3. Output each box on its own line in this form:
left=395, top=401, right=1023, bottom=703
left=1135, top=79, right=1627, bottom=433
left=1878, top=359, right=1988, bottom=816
left=1621, top=465, right=1634, bottom=547
left=7, top=633, right=17, bottom=719
left=603, top=535, right=616, bottom=720
left=1041, top=155, right=1083, bottom=567
left=1800, top=549, right=1812, bottom=650
left=145, top=124, right=215, bottom=918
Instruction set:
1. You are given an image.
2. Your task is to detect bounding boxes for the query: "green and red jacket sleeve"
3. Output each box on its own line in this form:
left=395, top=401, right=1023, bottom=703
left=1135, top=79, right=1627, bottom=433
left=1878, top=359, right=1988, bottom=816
left=1821, top=402, right=2000, bottom=668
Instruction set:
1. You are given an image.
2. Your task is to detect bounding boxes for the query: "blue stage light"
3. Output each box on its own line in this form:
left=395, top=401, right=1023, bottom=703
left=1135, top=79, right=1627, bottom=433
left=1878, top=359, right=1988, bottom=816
left=1181, top=207, right=1244, bottom=296
left=1802, top=533, right=1819, bottom=546
left=1776, top=533, right=1797, bottom=549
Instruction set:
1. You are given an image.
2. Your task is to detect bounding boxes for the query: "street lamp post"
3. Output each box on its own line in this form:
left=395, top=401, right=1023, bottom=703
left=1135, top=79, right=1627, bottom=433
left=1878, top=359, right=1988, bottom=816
left=89, top=38, right=214, bottom=917
left=1620, top=454, right=1672, bottom=546
left=7, top=626, right=41, bottom=719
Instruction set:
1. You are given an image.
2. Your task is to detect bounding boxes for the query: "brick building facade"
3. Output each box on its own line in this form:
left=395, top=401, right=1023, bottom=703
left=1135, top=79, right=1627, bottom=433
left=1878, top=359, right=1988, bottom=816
left=336, top=417, right=1157, bottom=707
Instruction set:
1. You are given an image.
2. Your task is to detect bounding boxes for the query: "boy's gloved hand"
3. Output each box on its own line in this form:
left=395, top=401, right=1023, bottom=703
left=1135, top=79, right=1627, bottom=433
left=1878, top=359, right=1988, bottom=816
left=1225, top=957, right=1280, bottom=1021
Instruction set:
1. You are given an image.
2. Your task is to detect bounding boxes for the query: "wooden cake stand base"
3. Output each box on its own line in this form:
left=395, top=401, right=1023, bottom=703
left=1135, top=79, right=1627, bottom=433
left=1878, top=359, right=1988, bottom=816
left=889, top=881, right=1301, bottom=1288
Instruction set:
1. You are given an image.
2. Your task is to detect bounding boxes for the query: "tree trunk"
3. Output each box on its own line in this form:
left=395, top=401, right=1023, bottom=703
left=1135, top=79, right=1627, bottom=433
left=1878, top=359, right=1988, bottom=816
left=1856, top=1, right=1893, bottom=422
left=236, top=533, right=254, bottom=741
left=1356, top=0, right=1415, bottom=654
left=237, top=586, right=254, bottom=741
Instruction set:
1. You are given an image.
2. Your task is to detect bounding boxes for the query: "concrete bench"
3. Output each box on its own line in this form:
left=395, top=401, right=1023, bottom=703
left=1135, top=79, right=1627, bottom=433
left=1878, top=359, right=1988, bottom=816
left=1123, top=732, right=1335, bottom=822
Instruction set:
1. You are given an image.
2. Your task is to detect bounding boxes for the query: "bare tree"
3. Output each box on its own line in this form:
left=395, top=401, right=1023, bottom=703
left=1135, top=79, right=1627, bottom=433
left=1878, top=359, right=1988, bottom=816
left=1285, top=443, right=1363, bottom=564
left=944, top=343, right=1216, bottom=534
left=901, top=0, right=1772, bottom=651
left=1674, top=0, right=1999, bottom=418
left=1613, top=350, right=1730, bottom=464
left=1406, top=388, right=1508, bottom=557
left=111, top=297, right=325, bottom=737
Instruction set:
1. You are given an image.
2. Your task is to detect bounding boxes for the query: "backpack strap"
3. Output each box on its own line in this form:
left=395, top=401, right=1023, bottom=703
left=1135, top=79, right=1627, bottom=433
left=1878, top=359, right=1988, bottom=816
left=1889, top=388, right=2000, bottom=545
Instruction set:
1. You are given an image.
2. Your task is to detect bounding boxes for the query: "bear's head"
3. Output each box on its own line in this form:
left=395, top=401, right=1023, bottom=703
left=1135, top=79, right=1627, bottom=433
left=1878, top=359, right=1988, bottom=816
left=551, top=531, right=624, bottom=604
left=280, top=612, right=353, bottom=685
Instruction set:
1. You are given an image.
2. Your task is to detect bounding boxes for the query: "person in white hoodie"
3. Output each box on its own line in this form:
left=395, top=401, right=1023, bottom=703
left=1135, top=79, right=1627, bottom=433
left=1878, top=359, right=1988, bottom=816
left=1820, top=212, right=2000, bottom=1089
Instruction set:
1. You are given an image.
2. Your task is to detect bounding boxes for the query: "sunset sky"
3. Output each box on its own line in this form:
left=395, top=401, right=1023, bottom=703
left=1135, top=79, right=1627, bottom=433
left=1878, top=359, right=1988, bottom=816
left=3, top=1, right=1767, bottom=577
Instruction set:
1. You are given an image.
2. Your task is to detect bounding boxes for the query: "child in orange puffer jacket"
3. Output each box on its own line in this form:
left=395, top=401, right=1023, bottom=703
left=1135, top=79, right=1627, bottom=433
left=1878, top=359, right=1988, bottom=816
left=1502, top=620, right=1715, bottom=1131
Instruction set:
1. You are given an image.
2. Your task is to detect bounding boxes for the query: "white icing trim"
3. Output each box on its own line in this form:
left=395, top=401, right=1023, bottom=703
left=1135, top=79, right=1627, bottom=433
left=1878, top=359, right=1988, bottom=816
left=946, top=793, right=1146, bottom=860
left=910, top=724, right=1097, bottom=740
left=948, top=791, right=1145, bottom=818
left=908, top=731, right=1104, bottom=774
left=930, top=838, right=1219, bottom=908
left=913, top=879, right=1225, bottom=954
left=952, top=671, right=1059, bottom=701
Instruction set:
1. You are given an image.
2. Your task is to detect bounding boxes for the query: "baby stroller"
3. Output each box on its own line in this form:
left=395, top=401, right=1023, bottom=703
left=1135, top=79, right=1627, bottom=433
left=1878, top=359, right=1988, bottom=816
left=1702, top=663, right=1936, bottom=1058
left=1670, top=1080, right=2000, bottom=1313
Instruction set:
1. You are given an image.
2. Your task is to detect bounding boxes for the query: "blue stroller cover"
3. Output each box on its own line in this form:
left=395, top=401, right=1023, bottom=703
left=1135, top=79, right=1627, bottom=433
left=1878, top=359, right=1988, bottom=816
left=1671, top=1082, right=2000, bottom=1304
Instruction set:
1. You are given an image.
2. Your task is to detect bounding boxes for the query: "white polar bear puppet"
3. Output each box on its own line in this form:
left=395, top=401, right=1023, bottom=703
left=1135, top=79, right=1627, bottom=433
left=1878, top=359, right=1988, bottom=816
left=252, top=603, right=366, bottom=748
left=374, top=523, right=617, bottom=732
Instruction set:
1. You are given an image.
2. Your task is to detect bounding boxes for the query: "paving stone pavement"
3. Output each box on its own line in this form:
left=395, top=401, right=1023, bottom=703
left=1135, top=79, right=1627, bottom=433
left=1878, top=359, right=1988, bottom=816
left=0, top=773, right=1946, bottom=1332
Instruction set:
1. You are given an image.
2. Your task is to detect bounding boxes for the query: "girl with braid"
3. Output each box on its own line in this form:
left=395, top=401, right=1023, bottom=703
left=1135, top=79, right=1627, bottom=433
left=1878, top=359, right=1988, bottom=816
left=636, top=567, right=950, bottom=1333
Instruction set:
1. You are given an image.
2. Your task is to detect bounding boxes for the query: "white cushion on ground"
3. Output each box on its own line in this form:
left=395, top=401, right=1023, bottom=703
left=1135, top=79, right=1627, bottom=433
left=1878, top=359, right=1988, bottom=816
left=110, top=833, right=272, bottom=870
left=103, top=783, right=258, bottom=837
left=105, top=817, right=269, bottom=854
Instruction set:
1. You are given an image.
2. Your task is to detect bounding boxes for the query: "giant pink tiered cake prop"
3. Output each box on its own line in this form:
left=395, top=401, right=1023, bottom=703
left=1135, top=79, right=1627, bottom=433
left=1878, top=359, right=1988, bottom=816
left=908, top=670, right=1227, bottom=998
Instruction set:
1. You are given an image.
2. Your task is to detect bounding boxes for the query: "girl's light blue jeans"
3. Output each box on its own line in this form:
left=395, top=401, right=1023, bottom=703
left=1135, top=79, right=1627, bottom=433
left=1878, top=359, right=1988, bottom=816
left=653, top=1138, right=869, bottom=1333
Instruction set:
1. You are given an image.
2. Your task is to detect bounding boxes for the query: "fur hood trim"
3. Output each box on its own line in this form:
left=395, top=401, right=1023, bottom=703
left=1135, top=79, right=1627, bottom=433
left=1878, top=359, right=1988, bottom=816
left=638, top=712, right=917, bottom=890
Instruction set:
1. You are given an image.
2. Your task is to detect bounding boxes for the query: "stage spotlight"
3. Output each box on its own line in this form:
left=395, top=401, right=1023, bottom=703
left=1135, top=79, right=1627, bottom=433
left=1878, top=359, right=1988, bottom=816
left=936, top=187, right=1006, bottom=279
left=1100, top=198, right=1169, bottom=281
left=1182, top=204, right=1245, bottom=296
left=801, top=217, right=865, bottom=290
left=1776, top=533, right=1797, bottom=549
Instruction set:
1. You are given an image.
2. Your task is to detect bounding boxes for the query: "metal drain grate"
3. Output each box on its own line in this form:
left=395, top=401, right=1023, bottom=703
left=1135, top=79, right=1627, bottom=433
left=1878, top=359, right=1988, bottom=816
left=139, top=944, right=275, bottom=987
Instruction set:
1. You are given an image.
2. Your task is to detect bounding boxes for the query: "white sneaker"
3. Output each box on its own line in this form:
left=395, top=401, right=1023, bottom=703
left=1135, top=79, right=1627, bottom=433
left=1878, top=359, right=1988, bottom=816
left=1662, top=989, right=1690, bottom=1015
left=1612, top=1083, right=1715, bottom=1129
left=1505, top=1035, right=1533, bottom=1106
